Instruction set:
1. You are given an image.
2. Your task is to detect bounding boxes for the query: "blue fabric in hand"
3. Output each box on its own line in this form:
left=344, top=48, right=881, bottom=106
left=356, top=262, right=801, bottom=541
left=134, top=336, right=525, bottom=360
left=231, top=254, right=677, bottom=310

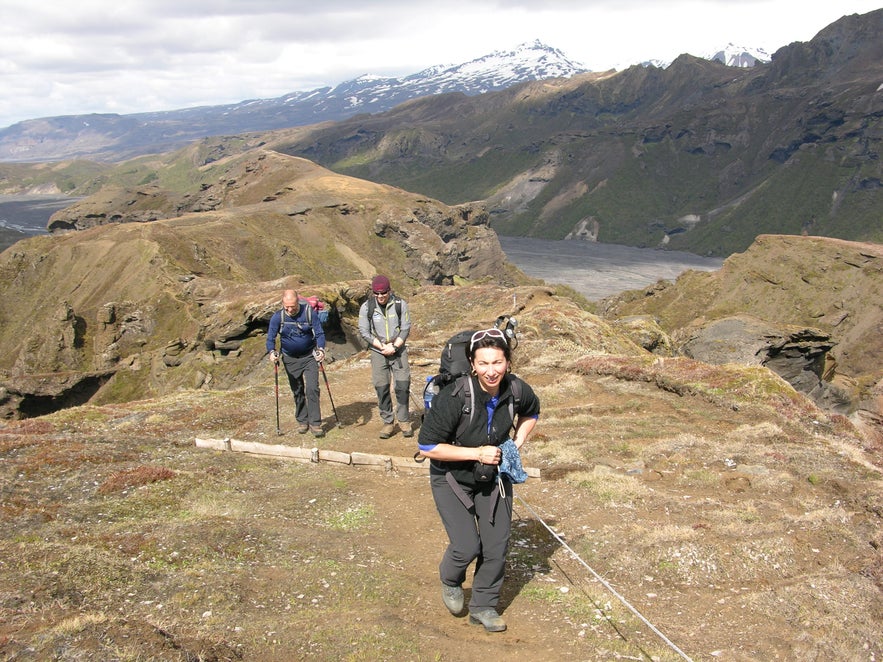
left=499, top=439, right=528, bottom=484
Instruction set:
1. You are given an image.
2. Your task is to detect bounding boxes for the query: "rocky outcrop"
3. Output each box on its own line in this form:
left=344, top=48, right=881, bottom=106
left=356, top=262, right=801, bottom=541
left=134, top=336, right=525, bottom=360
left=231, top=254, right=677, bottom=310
left=0, top=370, right=115, bottom=419
left=47, top=186, right=183, bottom=231
left=610, top=315, right=673, bottom=354
left=674, top=314, right=847, bottom=411
left=600, top=235, right=883, bottom=436
left=374, top=202, right=507, bottom=284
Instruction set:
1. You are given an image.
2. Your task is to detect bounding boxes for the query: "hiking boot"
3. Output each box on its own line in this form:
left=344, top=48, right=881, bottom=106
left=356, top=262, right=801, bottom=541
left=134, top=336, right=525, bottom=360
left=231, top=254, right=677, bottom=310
left=310, top=425, right=325, bottom=438
left=297, top=423, right=309, bottom=434
left=441, top=583, right=464, bottom=615
left=400, top=421, right=413, bottom=438
left=469, top=608, right=506, bottom=632
left=379, top=423, right=395, bottom=439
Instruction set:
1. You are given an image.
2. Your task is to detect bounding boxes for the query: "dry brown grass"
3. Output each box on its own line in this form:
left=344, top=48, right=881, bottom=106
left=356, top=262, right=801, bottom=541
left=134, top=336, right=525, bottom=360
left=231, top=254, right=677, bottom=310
left=97, top=465, right=178, bottom=494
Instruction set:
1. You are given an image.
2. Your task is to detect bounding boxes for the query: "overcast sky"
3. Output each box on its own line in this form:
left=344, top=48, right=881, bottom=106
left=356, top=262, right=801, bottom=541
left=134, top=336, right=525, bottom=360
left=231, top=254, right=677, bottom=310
left=1, top=0, right=879, bottom=129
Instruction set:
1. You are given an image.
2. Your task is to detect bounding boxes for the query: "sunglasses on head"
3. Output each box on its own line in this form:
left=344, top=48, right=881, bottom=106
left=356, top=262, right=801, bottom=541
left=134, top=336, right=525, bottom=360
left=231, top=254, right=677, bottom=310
left=469, top=327, right=506, bottom=350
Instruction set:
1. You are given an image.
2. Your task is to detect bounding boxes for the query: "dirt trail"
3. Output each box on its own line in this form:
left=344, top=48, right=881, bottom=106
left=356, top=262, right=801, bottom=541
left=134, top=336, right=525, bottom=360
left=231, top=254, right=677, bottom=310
left=225, top=358, right=728, bottom=661
left=226, top=352, right=882, bottom=661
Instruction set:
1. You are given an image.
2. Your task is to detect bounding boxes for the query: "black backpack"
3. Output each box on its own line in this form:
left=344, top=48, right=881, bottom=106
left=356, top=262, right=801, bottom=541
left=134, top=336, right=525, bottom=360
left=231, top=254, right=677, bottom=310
left=439, top=329, right=475, bottom=385
left=422, top=316, right=521, bottom=434
left=420, top=329, right=474, bottom=410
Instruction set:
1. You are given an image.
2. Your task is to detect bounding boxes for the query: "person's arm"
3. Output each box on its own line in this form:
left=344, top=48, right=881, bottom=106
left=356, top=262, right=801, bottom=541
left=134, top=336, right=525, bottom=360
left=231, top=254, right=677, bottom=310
left=417, top=387, right=502, bottom=465
left=266, top=312, right=280, bottom=355
left=512, top=416, right=537, bottom=450
left=512, top=379, right=541, bottom=449
left=419, top=442, right=501, bottom=465
left=358, top=302, right=381, bottom=350
left=393, top=298, right=411, bottom=347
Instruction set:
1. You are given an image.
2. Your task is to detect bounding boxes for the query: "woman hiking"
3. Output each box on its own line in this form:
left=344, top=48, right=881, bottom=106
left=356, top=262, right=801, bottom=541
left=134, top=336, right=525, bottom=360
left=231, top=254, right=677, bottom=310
left=417, top=327, right=540, bottom=632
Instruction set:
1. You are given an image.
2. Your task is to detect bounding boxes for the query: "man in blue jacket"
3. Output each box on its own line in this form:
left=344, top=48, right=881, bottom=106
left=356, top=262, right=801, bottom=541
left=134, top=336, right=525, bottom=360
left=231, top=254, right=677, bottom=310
left=267, top=289, right=326, bottom=437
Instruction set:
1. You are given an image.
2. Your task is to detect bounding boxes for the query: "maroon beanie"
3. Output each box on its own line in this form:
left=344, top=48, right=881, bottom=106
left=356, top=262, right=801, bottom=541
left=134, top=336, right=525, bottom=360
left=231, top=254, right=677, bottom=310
left=371, top=275, right=391, bottom=293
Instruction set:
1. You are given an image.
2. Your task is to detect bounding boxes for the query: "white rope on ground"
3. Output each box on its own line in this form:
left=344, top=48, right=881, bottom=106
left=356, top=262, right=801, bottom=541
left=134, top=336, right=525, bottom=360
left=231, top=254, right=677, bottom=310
left=514, top=492, right=694, bottom=662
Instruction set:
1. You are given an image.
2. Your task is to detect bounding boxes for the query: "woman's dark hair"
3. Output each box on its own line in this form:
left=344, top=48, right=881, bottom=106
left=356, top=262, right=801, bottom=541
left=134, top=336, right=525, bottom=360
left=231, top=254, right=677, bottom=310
left=467, top=330, right=512, bottom=363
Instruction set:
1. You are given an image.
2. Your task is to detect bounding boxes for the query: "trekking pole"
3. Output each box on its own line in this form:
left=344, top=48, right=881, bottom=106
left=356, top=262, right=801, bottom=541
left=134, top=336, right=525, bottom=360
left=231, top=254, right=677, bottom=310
left=318, top=360, right=342, bottom=428
left=273, top=358, right=283, bottom=436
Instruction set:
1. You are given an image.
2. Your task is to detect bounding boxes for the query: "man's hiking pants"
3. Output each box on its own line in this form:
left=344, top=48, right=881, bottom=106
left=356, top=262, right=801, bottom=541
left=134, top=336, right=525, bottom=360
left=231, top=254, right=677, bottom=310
left=281, top=353, right=322, bottom=427
left=369, top=348, right=411, bottom=424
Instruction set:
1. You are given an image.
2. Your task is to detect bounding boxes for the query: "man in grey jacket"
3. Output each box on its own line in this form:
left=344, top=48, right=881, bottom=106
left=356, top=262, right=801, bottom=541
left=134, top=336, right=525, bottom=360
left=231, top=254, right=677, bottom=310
left=358, top=275, right=412, bottom=438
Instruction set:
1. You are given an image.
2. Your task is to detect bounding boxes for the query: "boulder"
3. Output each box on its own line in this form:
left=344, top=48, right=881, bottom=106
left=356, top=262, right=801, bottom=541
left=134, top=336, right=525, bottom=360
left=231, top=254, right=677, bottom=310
left=675, top=314, right=841, bottom=408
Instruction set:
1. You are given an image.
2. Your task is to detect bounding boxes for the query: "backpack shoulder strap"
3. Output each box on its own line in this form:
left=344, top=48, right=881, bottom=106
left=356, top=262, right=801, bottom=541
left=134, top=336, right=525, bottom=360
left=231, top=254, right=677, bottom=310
left=366, top=296, right=377, bottom=336
left=506, top=376, right=523, bottom=436
left=510, top=376, right=522, bottom=407
left=452, top=375, right=475, bottom=442
left=283, top=304, right=315, bottom=339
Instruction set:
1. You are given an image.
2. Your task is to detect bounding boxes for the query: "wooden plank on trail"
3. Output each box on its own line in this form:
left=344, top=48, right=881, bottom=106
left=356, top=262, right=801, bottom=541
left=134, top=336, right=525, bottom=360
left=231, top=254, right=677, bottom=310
left=318, top=449, right=352, bottom=465
left=230, top=439, right=281, bottom=455
left=271, top=445, right=314, bottom=461
left=351, top=452, right=389, bottom=468
left=193, top=438, right=540, bottom=479
left=195, top=437, right=228, bottom=450
left=391, top=456, right=430, bottom=472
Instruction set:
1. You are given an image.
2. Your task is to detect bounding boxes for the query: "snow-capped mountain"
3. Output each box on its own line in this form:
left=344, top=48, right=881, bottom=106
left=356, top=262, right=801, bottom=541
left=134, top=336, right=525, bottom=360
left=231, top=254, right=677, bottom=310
left=239, top=40, right=589, bottom=120
left=397, top=40, right=589, bottom=96
left=637, top=45, right=771, bottom=70
left=0, top=40, right=765, bottom=162
left=704, top=44, right=772, bottom=68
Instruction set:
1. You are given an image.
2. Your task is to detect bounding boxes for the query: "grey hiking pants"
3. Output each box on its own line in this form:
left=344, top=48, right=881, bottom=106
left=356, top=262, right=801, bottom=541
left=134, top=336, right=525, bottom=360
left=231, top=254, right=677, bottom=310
left=281, top=352, right=321, bottom=427
left=369, top=347, right=411, bottom=424
left=430, top=471, right=513, bottom=612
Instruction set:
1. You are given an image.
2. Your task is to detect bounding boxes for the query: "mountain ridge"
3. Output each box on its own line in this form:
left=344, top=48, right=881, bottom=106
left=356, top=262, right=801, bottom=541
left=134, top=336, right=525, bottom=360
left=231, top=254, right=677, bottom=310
left=266, top=9, right=882, bottom=256
left=0, top=39, right=766, bottom=163
left=0, top=10, right=879, bottom=261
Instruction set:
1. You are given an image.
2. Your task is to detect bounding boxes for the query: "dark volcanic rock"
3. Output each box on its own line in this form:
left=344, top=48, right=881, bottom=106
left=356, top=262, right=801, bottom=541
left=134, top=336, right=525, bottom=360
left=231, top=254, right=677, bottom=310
left=677, top=314, right=837, bottom=403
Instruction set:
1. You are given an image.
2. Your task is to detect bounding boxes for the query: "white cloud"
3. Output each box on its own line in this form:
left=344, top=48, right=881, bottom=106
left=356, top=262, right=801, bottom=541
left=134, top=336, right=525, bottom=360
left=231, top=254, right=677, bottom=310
left=0, top=0, right=879, bottom=128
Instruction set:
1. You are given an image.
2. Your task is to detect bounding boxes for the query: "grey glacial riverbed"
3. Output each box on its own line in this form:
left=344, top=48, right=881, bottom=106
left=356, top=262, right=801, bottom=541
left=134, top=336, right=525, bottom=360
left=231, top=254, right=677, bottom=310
left=498, top=236, right=724, bottom=301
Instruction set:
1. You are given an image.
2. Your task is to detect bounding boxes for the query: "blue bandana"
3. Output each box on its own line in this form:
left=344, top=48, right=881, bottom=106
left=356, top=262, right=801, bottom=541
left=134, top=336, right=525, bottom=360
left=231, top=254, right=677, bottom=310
left=499, top=439, right=528, bottom=484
